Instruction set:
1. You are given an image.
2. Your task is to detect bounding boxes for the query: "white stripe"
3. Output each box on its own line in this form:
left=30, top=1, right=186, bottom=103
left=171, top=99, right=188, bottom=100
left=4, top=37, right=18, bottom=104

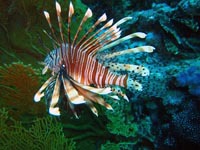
left=95, top=63, right=101, bottom=84
left=98, top=66, right=105, bottom=87
left=88, top=58, right=95, bottom=83
left=97, top=65, right=103, bottom=86
left=109, top=74, right=115, bottom=85
left=115, top=76, right=121, bottom=85
left=84, top=56, right=92, bottom=85
left=78, top=52, right=86, bottom=83
left=105, top=71, right=112, bottom=85
left=120, top=75, right=126, bottom=86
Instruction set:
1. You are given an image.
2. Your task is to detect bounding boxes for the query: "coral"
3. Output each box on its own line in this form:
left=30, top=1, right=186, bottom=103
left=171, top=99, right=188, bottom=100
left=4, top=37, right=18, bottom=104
left=172, top=102, right=200, bottom=144
left=176, top=66, right=200, bottom=97
left=0, top=62, right=46, bottom=120
left=163, top=90, right=185, bottom=106
left=101, top=97, right=155, bottom=149
left=106, top=101, right=138, bottom=138
left=101, top=141, right=135, bottom=150
left=127, top=1, right=200, bottom=56
left=0, top=108, right=76, bottom=150
left=178, top=0, right=200, bottom=16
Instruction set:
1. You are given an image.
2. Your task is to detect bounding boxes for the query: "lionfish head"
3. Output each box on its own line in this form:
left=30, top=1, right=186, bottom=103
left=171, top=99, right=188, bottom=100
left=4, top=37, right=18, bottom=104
left=34, top=1, right=155, bottom=118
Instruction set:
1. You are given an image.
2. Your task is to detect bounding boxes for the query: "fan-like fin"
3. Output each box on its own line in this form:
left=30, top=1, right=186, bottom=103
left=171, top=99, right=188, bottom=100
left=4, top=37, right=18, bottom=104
left=34, top=76, right=54, bottom=102
left=76, top=13, right=107, bottom=51
left=71, top=79, right=112, bottom=95
left=74, top=83, right=113, bottom=110
left=86, top=24, right=121, bottom=56
left=111, top=86, right=129, bottom=101
left=127, top=78, right=143, bottom=91
left=49, top=74, right=61, bottom=116
left=106, top=63, right=150, bottom=76
left=55, top=1, right=65, bottom=61
left=68, top=102, right=79, bottom=119
left=78, top=17, right=133, bottom=56
left=79, top=19, right=114, bottom=53
left=67, top=1, right=74, bottom=56
left=114, top=17, right=132, bottom=26
left=43, top=11, right=58, bottom=42
left=98, top=32, right=148, bottom=52
left=71, top=8, right=92, bottom=57
left=104, top=46, right=155, bottom=59
left=86, top=100, right=98, bottom=116
left=56, top=1, right=64, bottom=43
left=42, top=29, right=59, bottom=46
left=43, top=11, right=59, bottom=51
left=62, top=75, right=86, bottom=104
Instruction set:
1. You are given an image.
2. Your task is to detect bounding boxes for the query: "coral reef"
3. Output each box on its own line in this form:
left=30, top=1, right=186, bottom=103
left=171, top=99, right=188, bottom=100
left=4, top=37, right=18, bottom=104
left=176, top=66, right=200, bottom=97
left=101, top=98, right=155, bottom=149
left=0, top=108, right=76, bottom=150
left=0, top=62, right=46, bottom=120
left=172, top=102, right=200, bottom=144
left=127, top=0, right=200, bottom=56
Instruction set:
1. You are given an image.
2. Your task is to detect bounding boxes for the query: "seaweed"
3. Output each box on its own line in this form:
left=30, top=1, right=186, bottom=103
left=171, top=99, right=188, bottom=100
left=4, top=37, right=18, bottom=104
left=0, top=62, right=46, bottom=120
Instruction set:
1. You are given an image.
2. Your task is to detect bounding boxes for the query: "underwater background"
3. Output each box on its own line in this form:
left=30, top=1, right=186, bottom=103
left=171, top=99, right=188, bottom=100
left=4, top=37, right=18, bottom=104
left=0, top=0, right=199, bottom=149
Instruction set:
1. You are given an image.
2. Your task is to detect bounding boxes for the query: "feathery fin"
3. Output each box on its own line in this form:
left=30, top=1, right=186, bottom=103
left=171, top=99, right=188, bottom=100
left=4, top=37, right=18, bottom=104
left=72, top=8, right=93, bottom=58
left=103, top=46, right=155, bottom=59
left=49, top=74, right=61, bottom=116
left=76, top=13, right=107, bottom=50
left=106, top=63, right=150, bottom=76
left=34, top=76, right=54, bottom=102
left=62, top=75, right=86, bottom=104
left=68, top=1, right=74, bottom=54
left=98, top=32, right=148, bottom=52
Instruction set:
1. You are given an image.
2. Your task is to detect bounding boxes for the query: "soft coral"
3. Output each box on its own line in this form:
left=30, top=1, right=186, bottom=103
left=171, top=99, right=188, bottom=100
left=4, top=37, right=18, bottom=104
left=176, top=66, right=200, bottom=97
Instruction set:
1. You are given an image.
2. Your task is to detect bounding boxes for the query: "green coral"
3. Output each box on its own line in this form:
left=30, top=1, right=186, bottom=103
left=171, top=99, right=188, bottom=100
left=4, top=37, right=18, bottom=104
left=101, top=141, right=136, bottom=150
left=106, top=101, right=138, bottom=138
left=101, top=95, right=155, bottom=149
left=0, top=108, right=76, bottom=150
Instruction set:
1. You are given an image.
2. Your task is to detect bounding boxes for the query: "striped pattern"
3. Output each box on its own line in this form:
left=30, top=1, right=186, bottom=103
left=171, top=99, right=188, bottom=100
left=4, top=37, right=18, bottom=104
left=34, top=1, right=154, bottom=117
left=68, top=54, right=128, bottom=87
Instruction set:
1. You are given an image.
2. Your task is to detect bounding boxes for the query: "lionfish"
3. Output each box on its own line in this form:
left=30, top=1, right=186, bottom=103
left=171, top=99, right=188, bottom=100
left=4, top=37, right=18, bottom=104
left=34, top=1, right=155, bottom=117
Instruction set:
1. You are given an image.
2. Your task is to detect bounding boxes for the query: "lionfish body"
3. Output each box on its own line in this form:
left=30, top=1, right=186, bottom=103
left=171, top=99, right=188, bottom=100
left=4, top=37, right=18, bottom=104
left=34, top=1, right=155, bottom=117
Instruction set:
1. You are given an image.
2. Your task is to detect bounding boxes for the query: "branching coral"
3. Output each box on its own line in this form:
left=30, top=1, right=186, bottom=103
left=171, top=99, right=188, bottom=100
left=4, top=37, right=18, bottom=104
left=0, top=108, right=76, bottom=150
left=0, top=62, right=46, bottom=120
left=101, top=96, right=155, bottom=149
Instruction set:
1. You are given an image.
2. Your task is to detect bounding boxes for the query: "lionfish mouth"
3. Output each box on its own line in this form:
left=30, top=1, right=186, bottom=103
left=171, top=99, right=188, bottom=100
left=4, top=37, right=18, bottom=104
left=34, top=1, right=155, bottom=117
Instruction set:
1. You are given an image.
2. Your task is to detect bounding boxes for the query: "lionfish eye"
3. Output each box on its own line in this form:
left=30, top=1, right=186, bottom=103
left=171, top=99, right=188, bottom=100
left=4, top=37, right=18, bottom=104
left=61, top=64, right=66, bottom=70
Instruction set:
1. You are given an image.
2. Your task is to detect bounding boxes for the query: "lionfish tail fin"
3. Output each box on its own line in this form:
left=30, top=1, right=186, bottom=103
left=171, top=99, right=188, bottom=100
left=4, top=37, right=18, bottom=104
left=127, top=77, right=143, bottom=91
left=106, top=63, right=150, bottom=76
